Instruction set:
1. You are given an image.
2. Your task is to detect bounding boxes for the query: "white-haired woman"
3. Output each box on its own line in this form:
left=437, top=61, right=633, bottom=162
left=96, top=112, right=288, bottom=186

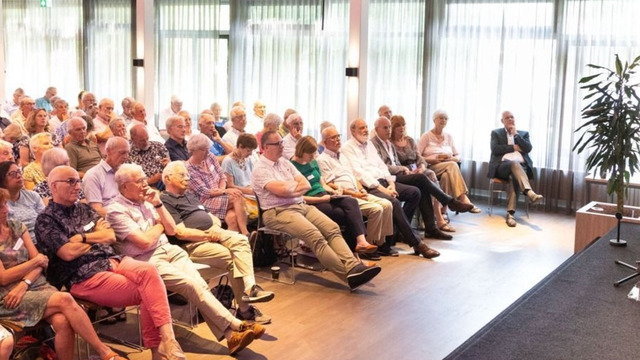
left=187, top=134, right=249, bottom=235
left=256, top=113, right=282, bottom=154
left=23, top=133, right=54, bottom=190
left=418, top=110, right=480, bottom=214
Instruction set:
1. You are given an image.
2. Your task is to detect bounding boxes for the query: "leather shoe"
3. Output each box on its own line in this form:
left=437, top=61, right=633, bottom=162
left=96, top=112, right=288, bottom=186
left=359, top=251, right=381, bottom=261
left=355, top=243, right=378, bottom=254
left=447, top=199, right=474, bottom=213
left=424, top=228, right=453, bottom=240
left=413, top=242, right=440, bottom=259
left=506, top=213, right=517, bottom=227
left=377, top=243, right=399, bottom=257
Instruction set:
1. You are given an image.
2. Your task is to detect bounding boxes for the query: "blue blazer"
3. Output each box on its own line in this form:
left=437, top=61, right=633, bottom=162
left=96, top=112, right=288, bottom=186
left=487, top=128, right=534, bottom=179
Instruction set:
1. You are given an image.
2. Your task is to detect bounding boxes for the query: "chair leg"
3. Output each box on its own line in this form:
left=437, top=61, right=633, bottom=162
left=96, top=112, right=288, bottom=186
left=488, top=181, right=494, bottom=216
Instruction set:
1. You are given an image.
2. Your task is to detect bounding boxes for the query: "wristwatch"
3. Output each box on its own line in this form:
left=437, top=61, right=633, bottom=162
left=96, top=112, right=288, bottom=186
left=23, top=279, right=32, bottom=288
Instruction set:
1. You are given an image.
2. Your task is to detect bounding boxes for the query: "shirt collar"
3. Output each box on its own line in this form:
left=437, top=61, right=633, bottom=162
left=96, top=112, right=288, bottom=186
left=323, top=148, right=339, bottom=159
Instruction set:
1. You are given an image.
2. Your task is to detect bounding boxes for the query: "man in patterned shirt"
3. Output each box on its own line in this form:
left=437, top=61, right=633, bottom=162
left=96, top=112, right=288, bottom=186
left=129, top=124, right=170, bottom=189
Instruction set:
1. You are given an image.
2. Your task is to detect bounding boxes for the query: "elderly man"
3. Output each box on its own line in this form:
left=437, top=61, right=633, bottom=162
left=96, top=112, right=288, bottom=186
left=49, top=99, right=69, bottom=131
left=64, top=117, right=102, bottom=178
left=317, top=126, right=393, bottom=260
left=35, top=86, right=57, bottom=113
left=277, top=108, right=296, bottom=137
left=252, top=130, right=381, bottom=291
left=341, top=119, right=442, bottom=259
left=93, top=98, right=115, bottom=153
left=128, top=101, right=165, bottom=143
left=489, top=110, right=544, bottom=227
left=164, top=115, right=189, bottom=161
left=83, top=137, right=130, bottom=217
left=35, top=166, right=188, bottom=359
left=120, top=97, right=135, bottom=124
left=10, top=96, right=35, bottom=134
left=159, top=95, right=182, bottom=131
left=80, top=92, right=97, bottom=118
left=3, top=88, right=23, bottom=116
left=199, top=113, right=233, bottom=160
left=377, top=105, right=392, bottom=120
left=281, top=113, right=303, bottom=160
left=210, top=102, right=228, bottom=136
left=106, top=164, right=262, bottom=355
left=245, top=100, right=266, bottom=135
left=0, top=140, right=15, bottom=162
left=161, top=161, right=274, bottom=323
left=129, top=124, right=170, bottom=188
left=371, top=117, right=473, bottom=239
left=222, top=106, right=247, bottom=146
left=109, top=117, right=128, bottom=139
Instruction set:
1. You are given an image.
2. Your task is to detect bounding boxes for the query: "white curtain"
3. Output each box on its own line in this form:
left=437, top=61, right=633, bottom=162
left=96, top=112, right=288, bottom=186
left=2, top=0, right=83, bottom=104
left=86, top=0, right=132, bottom=110
left=155, top=0, right=223, bottom=128
left=230, top=0, right=349, bottom=139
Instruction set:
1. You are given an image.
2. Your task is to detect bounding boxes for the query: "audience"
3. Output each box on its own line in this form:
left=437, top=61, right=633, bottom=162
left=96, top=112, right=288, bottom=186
left=378, top=105, right=393, bottom=120
left=251, top=130, right=381, bottom=291
left=106, top=164, right=263, bottom=355
left=35, top=86, right=56, bottom=113
left=0, top=141, right=15, bottom=163
left=210, top=102, right=228, bottom=136
left=49, top=99, right=69, bottom=130
left=256, top=113, right=282, bottom=154
left=165, top=115, right=189, bottom=161
left=83, top=137, right=130, bottom=217
left=2, top=88, right=23, bottom=116
left=129, top=101, right=165, bottom=143
left=220, top=133, right=259, bottom=221
left=187, top=134, right=249, bottom=236
left=2, top=124, right=24, bottom=167
left=247, top=100, right=266, bottom=135
left=10, top=96, right=35, bottom=135
left=222, top=106, right=247, bottom=146
left=109, top=117, right=128, bottom=139
left=198, top=113, right=233, bottom=161
left=0, top=161, right=45, bottom=242
left=79, top=92, right=97, bottom=119
left=23, top=133, right=54, bottom=190
left=281, top=113, right=303, bottom=160
left=178, top=110, right=196, bottom=140
left=64, top=117, right=102, bottom=178
left=128, top=124, right=170, bottom=188
left=120, top=96, right=135, bottom=124
left=159, top=96, right=183, bottom=130
left=278, top=108, right=296, bottom=137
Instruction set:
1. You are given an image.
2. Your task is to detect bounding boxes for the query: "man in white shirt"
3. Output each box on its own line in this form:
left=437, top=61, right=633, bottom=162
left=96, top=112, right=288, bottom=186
left=488, top=110, right=543, bottom=227
left=120, top=96, right=135, bottom=124
left=246, top=100, right=266, bottom=135
left=341, top=118, right=440, bottom=259
left=281, top=113, right=303, bottom=160
left=158, top=95, right=182, bottom=131
left=3, top=88, right=23, bottom=116
left=128, top=101, right=165, bottom=143
left=93, top=98, right=115, bottom=154
left=222, top=106, right=247, bottom=146
left=11, top=96, right=35, bottom=134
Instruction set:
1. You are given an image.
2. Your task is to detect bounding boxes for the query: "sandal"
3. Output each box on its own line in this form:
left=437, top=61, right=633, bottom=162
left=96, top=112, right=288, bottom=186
left=469, top=206, right=482, bottom=214
left=438, top=222, right=456, bottom=232
left=102, top=351, right=127, bottom=360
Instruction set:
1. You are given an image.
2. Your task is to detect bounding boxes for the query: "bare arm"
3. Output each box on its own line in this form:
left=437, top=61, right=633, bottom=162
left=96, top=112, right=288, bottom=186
left=0, top=232, right=47, bottom=286
left=264, top=174, right=311, bottom=197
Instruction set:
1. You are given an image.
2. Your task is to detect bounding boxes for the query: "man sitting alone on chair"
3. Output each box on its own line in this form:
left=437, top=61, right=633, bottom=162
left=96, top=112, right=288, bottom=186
left=488, top=110, right=543, bottom=227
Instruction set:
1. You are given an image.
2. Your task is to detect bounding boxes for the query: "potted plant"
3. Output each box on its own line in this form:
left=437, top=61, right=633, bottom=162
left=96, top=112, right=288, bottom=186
left=573, top=54, right=640, bottom=252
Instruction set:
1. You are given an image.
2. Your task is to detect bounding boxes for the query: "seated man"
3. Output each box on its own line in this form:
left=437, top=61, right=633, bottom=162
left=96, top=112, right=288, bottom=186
left=83, top=137, right=130, bottom=217
left=106, top=164, right=262, bottom=355
left=128, top=124, right=170, bottom=189
left=199, top=113, right=234, bottom=162
left=252, top=130, right=381, bottom=291
left=341, top=119, right=441, bottom=259
left=128, top=101, right=165, bottom=143
left=0, top=140, right=15, bottom=162
left=489, top=111, right=543, bottom=227
left=371, top=116, right=473, bottom=238
left=222, top=106, right=248, bottom=146
left=64, top=117, right=102, bottom=178
left=281, top=113, right=303, bottom=160
left=164, top=115, right=189, bottom=161
left=35, top=166, right=187, bottom=360
left=160, top=161, right=274, bottom=323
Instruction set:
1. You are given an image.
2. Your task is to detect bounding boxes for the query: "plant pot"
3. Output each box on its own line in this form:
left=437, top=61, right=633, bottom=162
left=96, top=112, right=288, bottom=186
left=574, top=201, right=640, bottom=253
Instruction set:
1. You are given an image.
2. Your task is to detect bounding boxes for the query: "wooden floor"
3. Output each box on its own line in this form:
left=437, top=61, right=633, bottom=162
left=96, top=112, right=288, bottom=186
left=94, top=201, right=576, bottom=360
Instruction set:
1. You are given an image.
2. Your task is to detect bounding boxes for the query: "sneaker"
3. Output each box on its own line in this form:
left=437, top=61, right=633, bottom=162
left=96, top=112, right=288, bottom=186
left=506, top=213, right=517, bottom=227
left=377, top=243, right=399, bottom=257
left=241, top=284, right=275, bottom=304
left=237, top=305, right=272, bottom=324
left=157, top=339, right=187, bottom=360
left=227, top=329, right=255, bottom=355
left=240, top=321, right=266, bottom=339
left=527, top=190, right=543, bottom=204
left=346, top=263, right=382, bottom=291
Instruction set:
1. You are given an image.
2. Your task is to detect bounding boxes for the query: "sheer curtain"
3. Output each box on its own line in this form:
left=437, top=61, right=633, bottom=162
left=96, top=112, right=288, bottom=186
left=2, top=0, right=82, bottom=103
left=155, top=0, right=223, bottom=128
left=230, top=0, right=349, bottom=139
left=86, top=0, right=132, bottom=109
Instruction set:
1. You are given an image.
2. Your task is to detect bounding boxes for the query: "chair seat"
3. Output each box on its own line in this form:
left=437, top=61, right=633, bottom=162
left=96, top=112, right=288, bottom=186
left=488, top=177, right=530, bottom=217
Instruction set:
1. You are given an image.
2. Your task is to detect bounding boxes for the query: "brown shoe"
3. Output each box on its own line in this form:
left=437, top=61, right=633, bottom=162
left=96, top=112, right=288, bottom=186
left=157, top=339, right=187, bottom=360
left=227, top=329, right=255, bottom=355
left=448, top=199, right=474, bottom=213
left=240, top=321, right=266, bottom=339
left=413, top=242, right=440, bottom=259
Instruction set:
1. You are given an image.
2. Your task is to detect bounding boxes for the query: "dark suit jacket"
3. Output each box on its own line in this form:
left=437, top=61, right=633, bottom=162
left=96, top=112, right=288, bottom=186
left=488, top=128, right=534, bottom=179
left=371, top=136, right=406, bottom=175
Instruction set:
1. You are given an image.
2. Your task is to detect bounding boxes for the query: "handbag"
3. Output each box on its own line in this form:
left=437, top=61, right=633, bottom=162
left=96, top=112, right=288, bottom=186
left=211, top=275, right=235, bottom=310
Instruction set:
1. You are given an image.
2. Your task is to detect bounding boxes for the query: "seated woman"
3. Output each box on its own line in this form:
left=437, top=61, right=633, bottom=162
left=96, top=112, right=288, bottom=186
left=0, top=188, right=125, bottom=360
left=33, top=148, right=86, bottom=206
left=187, top=134, right=250, bottom=235
left=221, top=133, right=259, bottom=222
left=23, top=133, right=54, bottom=190
left=390, top=115, right=453, bottom=232
left=418, top=110, right=480, bottom=213
left=2, top=124, right=27, bottom=168
left=0, top=162, right=44, bottom=242
left=178, top=110, right=197, bottom=140
left=256, top=113, right=282, bottom=154
left=290, top=136, right=377, bottom=254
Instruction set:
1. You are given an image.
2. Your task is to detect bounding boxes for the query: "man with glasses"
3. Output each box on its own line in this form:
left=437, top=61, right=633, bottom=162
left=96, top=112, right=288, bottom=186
left=164, top=115, right=189, bottom=161
left=222, top=106, right=247, bottom=146
left=93, top=98, right=116, bottom=154
left=11, top=96, right=35, bottom=135
left=83, top=137, right=130, bottom=217
left=128, top=124, right=170, bottom=189
left=106, top=164, right=262, bottom=355
left=35, top=86, right=57, bottom=113
left=252, top=130, right=381, bottom=291
left=64, top=117, right=102, bottom=178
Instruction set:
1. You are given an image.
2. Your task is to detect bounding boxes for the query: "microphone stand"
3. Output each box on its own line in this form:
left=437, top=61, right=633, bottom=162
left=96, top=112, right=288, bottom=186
left=610, top=212, right=627, bottom=247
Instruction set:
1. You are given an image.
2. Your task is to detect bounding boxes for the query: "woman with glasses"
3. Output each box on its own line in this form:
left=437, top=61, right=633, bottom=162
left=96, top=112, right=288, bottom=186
left=187, top=134, right=250, bottom=236
left=0, top=187, right=126, bottom=360
left=0, top=162, right=44, bottom=243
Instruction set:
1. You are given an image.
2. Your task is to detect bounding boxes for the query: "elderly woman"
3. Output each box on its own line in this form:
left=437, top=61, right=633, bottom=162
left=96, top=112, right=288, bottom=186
left=48, top=99, right=69, bottom=131
left=221, top=133, right=259, bottom=221
left=0, top=162, right=45, bottom=243
left=0, top=188, right=126, bottom=360
left=290, top=136, right=377, bottom=254
left=33, top=148, right=86, bottom=206
left=2, top=124, right=27, bottom=168
left=390, top=115, right=452, bottom=231
left=256, top=113, right=282, bottom=153
left=178, top=110, right=198, bottom=140
left=108, top=117, right=128, bottom=139
left=22, top=133, right=54, bottom=190
left=0, top=141, right=14, bottom=163
left=418, top=110, right=480, bottom=213
left=187, top=134, right=249, bottom=235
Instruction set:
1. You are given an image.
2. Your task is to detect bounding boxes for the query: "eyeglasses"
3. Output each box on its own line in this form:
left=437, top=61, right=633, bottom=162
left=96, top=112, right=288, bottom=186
left=7, top=169, right=22, bottom=179
left=127, top=177, right=148, bottom=185
left=327, top=134, right=341, bottom=141
left=265, top=141, right=284, bottom=147
left=53, top=178, right=82, bottom=186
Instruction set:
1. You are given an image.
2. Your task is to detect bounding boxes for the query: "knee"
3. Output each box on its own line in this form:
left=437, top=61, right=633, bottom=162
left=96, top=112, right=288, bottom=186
left=0, top=335, right=14, bottom=357
left=50, top=292, right=77, bottom=309
left=48, top=313, right=71, bottom=333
